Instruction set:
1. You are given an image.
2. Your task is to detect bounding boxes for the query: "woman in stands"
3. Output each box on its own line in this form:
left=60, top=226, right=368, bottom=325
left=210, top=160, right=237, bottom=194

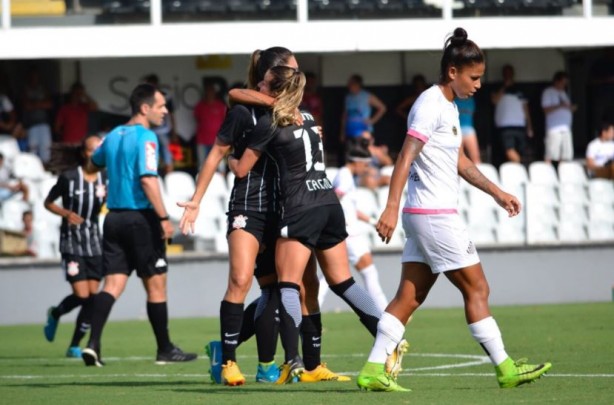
left=229, top=65, right=383, bottom=384
left=356, top=27, right=552, bottom=392
left=43, top=134, right=105, bottom=358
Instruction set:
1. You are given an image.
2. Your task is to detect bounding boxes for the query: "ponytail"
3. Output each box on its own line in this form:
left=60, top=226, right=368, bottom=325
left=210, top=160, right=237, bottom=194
left=267, top=66, right=306, bottom=127
left=440, top=27, right=484, bottom=83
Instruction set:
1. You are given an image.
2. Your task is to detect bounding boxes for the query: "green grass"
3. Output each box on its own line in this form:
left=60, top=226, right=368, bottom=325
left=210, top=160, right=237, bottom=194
left=1, top=303, right=613, bottom=405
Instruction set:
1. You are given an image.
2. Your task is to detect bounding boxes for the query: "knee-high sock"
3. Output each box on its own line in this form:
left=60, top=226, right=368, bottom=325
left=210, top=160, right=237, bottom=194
left=367, top=311, right=406, bottom=363
left=220, top=300, right=244, bottom=363
left=278, top=282, right=301, bottom=363
left=469, top=316, right=509, bottom=366
left=147, top=301, right=173, bottom=353
left=330, top=277, right=380, bottom=337
left=300, top=313, right=322, bottom=371
left=70, top=295, right=95, bottom=347
left=86, top=291, right=115, bottom=352
left=238, top=298, right=258, bottom=346
left=52, top=294, right=85, bottom=319
left=358, top=264, right=388, bottom=312
left=255, top=285, right=280, bottom=363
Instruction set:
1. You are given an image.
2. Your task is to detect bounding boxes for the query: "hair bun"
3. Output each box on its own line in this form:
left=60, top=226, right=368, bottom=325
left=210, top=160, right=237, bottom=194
left=450, top=27, right=468, bottom=47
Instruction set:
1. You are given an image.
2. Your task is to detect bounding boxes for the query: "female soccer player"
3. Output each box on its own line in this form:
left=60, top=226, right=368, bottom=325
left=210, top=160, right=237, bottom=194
left=229, top=65, right=382, bottom=384
left=43, top=135, right=105, bottom=357
left=318, top=139, right=388, bottom=312
left=356, top=27, right=552, bottom=392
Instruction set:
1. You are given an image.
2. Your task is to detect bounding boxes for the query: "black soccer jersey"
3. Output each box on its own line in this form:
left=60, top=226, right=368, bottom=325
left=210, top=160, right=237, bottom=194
left=219, top=104, right=277, bottom=213
left=249, top=111, right=339, bottom=219
left=46, top=167, right=107, bottom=257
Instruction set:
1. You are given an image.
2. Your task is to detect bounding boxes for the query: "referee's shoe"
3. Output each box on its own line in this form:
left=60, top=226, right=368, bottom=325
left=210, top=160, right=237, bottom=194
left=155, top=345, right=198, bottom=365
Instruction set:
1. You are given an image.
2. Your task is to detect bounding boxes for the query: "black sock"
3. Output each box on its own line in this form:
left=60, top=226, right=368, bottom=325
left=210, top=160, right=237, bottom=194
left=70, top=295, right=95, bottom=347
left=279, top=282, right=301, bottom=363
left=330, top=277, right=380, bottom=337
left=87, top=291, right=115, bottom=352
left=52, top=294, right=85, bottom=319
left=220, top=300, right=244, bottom=363
left=255, top=285, right=280, bottom=363
left=147, top=302, right=173, bottom=353
left=301, top=313, right=322, bottom=371
left=238, top=298, right=258, bottom=346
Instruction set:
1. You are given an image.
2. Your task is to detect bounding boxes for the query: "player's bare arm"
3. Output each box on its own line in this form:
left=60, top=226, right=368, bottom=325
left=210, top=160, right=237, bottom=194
left=228, top=148, right=261, bottom=178
left=377, top=135, right=424, bottom=243
left=228, top=88, right=274, bottom=107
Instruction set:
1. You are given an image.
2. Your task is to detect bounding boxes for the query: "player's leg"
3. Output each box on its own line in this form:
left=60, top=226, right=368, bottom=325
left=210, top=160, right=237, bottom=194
left=445, top=264, right=552, bottom=388
left=275, top=237, right=311, bottom=383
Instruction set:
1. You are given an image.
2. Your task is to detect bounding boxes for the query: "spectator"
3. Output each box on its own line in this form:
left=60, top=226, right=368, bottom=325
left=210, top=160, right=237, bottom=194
left=22, top=210, right=36, bottom=257
left=301, top=72, right=323, bottom=127
left=193, top=82, right=227, bottom=168
left=22, top=67, right=53, bottom=164
left=395, top=74, right=428, bottom=119
left=585, top=121, right=614, bottom=179
left=0, top=152, right=29, bottom=202
left=491, top=64, right=533, bottom=163
left=456, top=96, right=481, bottom=164
left=541, top=71, right=576, bottom=168
left=55, top=82, right=98, bottom=145
left=340, top=74, right=387, bottom=148
left=143, top=74, right=175, bottom=174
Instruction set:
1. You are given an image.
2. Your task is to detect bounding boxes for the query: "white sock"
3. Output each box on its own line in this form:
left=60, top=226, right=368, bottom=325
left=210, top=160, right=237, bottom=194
left=317, top=275, right=329, bottom=307
left=358, top=264, right=388, bottom=312
left=468, top=316, right=509, bottom=365
left=367, top=311, right=405, bottom=364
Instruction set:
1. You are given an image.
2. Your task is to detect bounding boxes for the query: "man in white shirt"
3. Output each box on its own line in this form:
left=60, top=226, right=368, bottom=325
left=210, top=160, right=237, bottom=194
left=542, top=71, right=577, bottom=167
left=586, top=121, right=614, bottom=179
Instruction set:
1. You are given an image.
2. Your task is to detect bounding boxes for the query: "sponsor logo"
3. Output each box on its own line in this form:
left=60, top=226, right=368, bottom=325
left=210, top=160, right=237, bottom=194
left=232, top=215, right=248, bottom=229
left=210, top=346, right=219, bottom=366
left=155, top=258, right=167, bottom=268
left=224, top=332, right=240, bottom=337
left=312, top=337, right=320, bottom=341
left=145, top=141, right=157, bottom=171
left=409, top=172, right=420, bottom=182
left=95, top=184, right=106, bottom=198
left=67, top=261, right=80, bottom=277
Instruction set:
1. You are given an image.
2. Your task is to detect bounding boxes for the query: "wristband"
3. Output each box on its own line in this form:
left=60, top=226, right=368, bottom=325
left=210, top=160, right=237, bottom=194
left=159, top=215, right=170, bottom=221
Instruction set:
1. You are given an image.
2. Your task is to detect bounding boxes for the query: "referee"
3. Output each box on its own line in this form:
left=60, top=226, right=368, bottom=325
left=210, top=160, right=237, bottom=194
left=81, top=83, right=196, bottom=366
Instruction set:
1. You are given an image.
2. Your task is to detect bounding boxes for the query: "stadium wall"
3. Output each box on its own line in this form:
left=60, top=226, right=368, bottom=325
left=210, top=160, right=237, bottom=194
left=0, top=245, right=612, bottom=326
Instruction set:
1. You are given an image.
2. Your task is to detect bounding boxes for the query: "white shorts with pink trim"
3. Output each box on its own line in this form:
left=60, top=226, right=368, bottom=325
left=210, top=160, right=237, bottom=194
left=401, top=212, right=480, bottom=273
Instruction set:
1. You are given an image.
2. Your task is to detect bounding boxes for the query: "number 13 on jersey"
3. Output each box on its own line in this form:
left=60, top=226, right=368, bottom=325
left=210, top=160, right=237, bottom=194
left=294, top=126, right=326, bottom=173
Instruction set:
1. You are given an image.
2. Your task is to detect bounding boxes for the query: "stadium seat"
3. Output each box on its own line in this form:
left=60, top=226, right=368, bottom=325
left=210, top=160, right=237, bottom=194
left=558, top=201, right=588, bottom=225
left=588, top=222, right=614, bottom=241
left=164, top=172, right=196, bottom=221
left=226, top=171, right=236, bottom=189
left=496, top=220, right=526, bottom=245
left=470, top=226, right=497, bottom=246
left=529, top=161, right=559, bottom=186
left=588, top=201, right=614, bottom=224
left=500, top=162, right=529, bottom=189
left=0, top=135, right=20, bottom=168
left=0, top=199, right=30, bottom=232
left=12, top=153, right=48, bottom=181
left=558, top=161, right=587, bottom=184
left=588, top=179, right=614, bottom=204
left=476, top=162, right=500, bottom=184
left=526, top=221, right=558, bottom=244
left=558, top=221, right=588, bottom=243
left=558, top=182, right=588, bottom=205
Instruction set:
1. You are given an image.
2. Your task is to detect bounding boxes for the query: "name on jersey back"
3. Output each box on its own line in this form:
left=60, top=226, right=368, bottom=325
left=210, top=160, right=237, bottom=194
left=306, top=177, right=333, bottom=191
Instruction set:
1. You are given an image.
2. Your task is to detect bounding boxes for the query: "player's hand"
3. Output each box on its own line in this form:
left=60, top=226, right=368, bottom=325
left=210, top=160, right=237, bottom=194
left=293, top=109, right=304, bottom=126
left=494, top=191, right=521, bottom=218
left=66, top=212, right=84, bottom=226
left=176, top=201, right=199, bottom=235
left=160, top=219, right=174, bottom=240
left=376, top=207, right=399, bottom=244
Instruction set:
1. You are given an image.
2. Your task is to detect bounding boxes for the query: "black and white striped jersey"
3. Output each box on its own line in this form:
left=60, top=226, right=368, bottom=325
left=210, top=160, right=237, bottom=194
left=46, top=166, right=107, bottom=257
left=219, top=104, right=277, bottom=214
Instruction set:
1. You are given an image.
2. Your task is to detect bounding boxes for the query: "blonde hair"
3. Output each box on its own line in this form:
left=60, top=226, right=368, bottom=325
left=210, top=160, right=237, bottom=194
left=266, top=66, right=306, bottom=127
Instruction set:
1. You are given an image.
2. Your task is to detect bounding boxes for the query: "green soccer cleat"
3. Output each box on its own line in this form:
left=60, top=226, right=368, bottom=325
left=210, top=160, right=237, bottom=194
left=357, top=362, right=411, bottom=392
left=496, top=357, right=552, bottom=388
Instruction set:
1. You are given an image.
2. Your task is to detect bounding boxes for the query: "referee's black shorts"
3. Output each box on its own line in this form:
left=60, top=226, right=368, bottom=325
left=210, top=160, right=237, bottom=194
left=279, top=204, right=348, bottom=250
left=102, top=209, right=167, bottom=279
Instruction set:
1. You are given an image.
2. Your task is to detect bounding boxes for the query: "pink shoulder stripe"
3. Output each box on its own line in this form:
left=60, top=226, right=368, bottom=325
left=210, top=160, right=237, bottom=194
left=407, top=129, right=428, bottom=143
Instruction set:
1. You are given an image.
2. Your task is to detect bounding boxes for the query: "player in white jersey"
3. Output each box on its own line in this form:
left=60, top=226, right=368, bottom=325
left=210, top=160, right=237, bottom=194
left=357, top=27, right=552, bottom=392
left=318, top=140, right=388, bottom=312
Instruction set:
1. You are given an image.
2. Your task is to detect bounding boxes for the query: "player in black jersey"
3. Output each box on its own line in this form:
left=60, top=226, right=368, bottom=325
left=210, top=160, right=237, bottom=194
left=43, top=135, right=106, bottom=358
left=178, top=47, right=304, bottom=386
left=229, top=65, right=382, bottom=384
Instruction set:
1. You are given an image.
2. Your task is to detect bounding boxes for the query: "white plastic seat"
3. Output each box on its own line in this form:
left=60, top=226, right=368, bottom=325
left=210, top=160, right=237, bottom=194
left=476, top=162, right=500, bottom=185
left=527, top=222, right=559, bottom=244
left=588, top=223, right=614, bottom=241
left=558, top=202, right=588, bottom=225
left=164, top=172, right=196, bottom=222
left=470, top=227, right=497, bottom=246
left=588, top=202, right=614, bottom=224
left=588, top=179, right=614, bottom=204
left=0, top=135, right=20, bottom=168
left=558, top=183, right=588, bottom=205
left=0, top=199, right=30, bottom=232
left=525, top=183, right=559, bottom=209
left=529, top=161, right=559, bottom=186
left=496, top=220, right=526, bottom=245
left=558, top=221, right=588, bottom=243
left=12, top=152, right=48, bottom=181
left=558, top=161, right=588, bottom=184
left=500, top=162, right=529, bottom=189
left=226, top=171, right=236, bottom=189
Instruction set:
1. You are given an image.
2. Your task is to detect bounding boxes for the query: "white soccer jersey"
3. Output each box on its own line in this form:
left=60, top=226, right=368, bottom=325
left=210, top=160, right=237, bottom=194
left=333, top=166, right=361, bottom=235
left=542, top=86, right=572, bottom=131
left=404, top=85, right=461, bottom=214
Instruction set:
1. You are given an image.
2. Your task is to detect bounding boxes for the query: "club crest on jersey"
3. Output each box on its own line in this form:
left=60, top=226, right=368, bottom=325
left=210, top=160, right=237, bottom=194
left=452, top=126, right=458, bottom=136
left=145, top=141, right=157, bottom=171
left=95, top=184, right=106, bottom=198
left=232, top=215, right=248, bottom=229
left=67, top=261, right=80, bottom=277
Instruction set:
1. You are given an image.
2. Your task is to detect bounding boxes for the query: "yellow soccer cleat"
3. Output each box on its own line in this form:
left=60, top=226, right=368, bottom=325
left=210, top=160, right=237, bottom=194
left=299, top=363, right=351, bottom=382
left=385, top=339, right=409, bottom=380
left=221, top=360, right=246, bottom=386
left=275, top=356, right=304, bottom=384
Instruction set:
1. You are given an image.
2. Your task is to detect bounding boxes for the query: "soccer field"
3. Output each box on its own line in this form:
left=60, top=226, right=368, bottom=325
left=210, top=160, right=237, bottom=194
left=1, top=303, right=612, bottom=405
